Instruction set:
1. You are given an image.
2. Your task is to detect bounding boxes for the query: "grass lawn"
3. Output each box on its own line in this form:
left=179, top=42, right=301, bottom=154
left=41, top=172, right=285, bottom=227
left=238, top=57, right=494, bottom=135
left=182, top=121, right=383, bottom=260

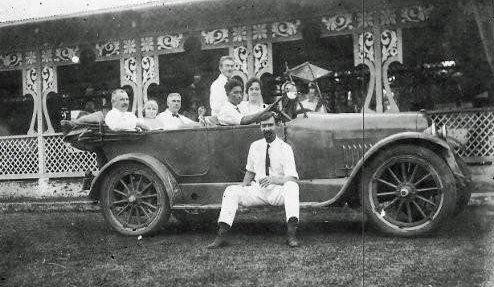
left=0, top=207, right=493, bottom=287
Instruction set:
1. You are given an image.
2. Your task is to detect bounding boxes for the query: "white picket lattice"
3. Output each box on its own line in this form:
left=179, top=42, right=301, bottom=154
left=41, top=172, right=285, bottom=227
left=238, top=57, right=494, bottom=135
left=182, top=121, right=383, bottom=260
left=428, top=109, right=494, bottom=159
left=43, top=134, right=98, bottom=175
left=0, top=135, right=39, bottom=176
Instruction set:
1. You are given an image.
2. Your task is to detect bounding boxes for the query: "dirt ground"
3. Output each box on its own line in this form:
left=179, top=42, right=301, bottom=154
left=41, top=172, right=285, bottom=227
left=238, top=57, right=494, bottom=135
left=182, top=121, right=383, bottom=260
left=0, top=207, right=493, bottom=287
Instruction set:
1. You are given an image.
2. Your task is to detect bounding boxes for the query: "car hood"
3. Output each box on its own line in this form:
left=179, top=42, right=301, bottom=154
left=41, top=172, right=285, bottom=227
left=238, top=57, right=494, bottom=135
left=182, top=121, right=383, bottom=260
left=285, top=112, right=428, bottom=133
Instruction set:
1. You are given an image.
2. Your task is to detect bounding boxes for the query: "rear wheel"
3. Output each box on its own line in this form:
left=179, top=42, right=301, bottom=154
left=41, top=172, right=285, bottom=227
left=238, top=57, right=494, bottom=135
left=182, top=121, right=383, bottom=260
left=361, top=145, right=457, bottom=237
left=100, top=162, right=171, bottom=236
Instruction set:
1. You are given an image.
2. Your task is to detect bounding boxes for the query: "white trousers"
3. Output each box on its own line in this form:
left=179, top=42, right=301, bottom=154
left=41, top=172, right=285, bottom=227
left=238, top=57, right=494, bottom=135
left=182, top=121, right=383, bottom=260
left=218, top=181, right=300, bottom=226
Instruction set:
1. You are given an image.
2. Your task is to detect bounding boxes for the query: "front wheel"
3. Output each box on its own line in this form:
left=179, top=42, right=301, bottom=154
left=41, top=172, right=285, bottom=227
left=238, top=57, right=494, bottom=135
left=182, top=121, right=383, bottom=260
left=100, top=162, right=171, bottom=236
left=361, top=145, right=457, bottom=237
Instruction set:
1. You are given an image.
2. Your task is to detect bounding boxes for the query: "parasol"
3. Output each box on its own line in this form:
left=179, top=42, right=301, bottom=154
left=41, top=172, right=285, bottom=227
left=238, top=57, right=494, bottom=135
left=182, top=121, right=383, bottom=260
left=284, top=61, right=330, bottom=82
left=284, top=61, right=331, bottom=115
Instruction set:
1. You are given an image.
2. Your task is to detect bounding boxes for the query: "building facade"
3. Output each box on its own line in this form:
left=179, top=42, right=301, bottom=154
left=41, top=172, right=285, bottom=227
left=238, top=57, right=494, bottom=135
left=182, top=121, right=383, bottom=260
left=0, top=0, right=492, bottom=197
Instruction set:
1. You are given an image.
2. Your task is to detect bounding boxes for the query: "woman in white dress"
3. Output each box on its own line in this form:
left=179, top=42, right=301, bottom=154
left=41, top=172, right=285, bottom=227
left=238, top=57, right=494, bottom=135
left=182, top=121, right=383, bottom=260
left=239, top=78, right=265, bottom=115
left=139, top=100, right=163, bottom=130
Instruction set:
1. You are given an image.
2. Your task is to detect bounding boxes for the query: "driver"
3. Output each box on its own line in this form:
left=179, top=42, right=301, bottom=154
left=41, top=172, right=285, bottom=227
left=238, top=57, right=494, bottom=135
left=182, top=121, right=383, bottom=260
left=217, top=78, right=273, bottom=125
left=207, top=116, right=301, bottom=249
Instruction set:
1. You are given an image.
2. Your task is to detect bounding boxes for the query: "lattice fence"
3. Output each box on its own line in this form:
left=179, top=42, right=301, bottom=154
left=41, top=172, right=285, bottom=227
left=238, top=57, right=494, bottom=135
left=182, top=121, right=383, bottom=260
left=428, top=108, right=494, bottom=158
left=43, top=134, right=98, bottom=175
left=0, top=136, right=39, bottom=176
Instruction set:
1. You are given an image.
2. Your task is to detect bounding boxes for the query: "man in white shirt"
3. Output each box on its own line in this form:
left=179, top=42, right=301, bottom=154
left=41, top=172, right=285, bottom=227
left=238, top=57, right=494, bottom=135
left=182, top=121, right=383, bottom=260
left=157, top=93, right=202, bottom=130
left=217, top=79, right=273, bottom=125
left=104, top=89, right=148, bottom=131
left=209, top=56, right=235, bottom=116
left=207, top=116, right=301, bottom=249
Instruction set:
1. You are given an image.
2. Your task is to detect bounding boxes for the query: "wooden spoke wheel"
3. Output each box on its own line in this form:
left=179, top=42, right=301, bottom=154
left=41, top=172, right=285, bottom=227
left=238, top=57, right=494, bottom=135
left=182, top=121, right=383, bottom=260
left=362, top=145, right=457, bottom=237
left=101, top=163, right=171, bottom=236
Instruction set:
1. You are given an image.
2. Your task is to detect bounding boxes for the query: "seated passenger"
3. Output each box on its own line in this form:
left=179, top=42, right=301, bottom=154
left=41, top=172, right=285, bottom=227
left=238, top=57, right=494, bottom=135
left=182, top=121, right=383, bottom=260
left=139, top=100, right=163, bottom=130
left=105, top=88, right=148, bottom=131
left=218, top=79, right=273, bottom=125
left=298, top=82, right=328, bottom=116
left=238, top=77, right=265, bottom=115
left=156, top=93, right=202, bottom=130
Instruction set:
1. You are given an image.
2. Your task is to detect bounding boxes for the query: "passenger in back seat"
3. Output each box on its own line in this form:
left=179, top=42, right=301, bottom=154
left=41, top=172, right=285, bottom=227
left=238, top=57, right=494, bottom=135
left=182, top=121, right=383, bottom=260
left=104, top=89, right=149, bottom=131
left=217, top=78, right=273, bottom=126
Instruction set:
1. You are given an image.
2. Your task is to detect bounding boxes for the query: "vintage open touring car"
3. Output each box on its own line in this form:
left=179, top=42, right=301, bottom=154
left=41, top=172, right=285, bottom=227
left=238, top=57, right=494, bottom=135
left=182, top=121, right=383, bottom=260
left=64, top=100, right=472, bottom=238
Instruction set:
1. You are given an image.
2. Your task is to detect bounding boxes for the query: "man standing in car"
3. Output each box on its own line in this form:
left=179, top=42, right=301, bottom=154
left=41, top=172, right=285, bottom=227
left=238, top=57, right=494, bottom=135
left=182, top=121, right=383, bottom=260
left=210, top=56, right=235, bottom=116
left=207, top=116, right=301, bottom=249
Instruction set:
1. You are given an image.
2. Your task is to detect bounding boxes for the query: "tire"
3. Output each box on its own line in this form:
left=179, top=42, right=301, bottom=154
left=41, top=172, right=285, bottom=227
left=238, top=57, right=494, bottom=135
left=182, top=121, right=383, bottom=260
left=361, top=144, right=457, bottom=237
left=452, top=155, right=472, bottom=217
left=173, top=209, right=219, bottom=228
left=100, top=162, right=171, bottom=236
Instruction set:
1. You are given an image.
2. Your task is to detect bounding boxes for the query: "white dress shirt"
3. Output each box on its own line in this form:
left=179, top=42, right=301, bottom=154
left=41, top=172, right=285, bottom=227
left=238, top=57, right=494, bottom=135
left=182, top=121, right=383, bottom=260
left=104, top=108, right=138, bottom=131
left=217, top=101, right=244, bottom=125
left=246, top=137, right=299, bottom=182
left=238, top=101, right=264, bottom=115
left=156, top=109, right=195, bottom=130
left=209, top=74, right=228, bottom=117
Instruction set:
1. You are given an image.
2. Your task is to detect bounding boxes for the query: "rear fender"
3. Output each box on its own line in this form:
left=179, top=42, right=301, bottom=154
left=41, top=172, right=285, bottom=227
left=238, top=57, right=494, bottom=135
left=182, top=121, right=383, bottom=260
left=88, top=153, right=180, bottom=205
left=334, top=132, right=468, bottom=205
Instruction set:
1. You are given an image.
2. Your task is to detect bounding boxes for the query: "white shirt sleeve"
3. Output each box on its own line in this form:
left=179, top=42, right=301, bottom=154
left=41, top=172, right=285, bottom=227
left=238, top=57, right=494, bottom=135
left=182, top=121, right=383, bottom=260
left=245, top=143, right=256, bottom=173
left=217, top=105, right=243, bottom=125
left=282, top=144, right=299, bottom=179
left=210, top=79, right=227, bottom=117
left=105, top=110, right=137, bottom=131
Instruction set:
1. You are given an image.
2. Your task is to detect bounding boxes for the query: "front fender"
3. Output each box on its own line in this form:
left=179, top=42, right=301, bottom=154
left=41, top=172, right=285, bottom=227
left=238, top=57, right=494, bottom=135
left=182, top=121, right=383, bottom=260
left=324, top=132, right=469, bottom=207
left=88, top=153, right=180, bottom=206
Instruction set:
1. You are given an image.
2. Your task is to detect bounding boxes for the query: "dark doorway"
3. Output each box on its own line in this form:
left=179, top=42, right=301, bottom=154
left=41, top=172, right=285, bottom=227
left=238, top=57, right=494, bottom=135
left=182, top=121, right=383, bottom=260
left=153, top=48, right=228, bottom=114
left=0, top=70, right=31, bottom=135
left=272, top=35, right=360, bottom=113
left=53, top=60, right=120, bottom=131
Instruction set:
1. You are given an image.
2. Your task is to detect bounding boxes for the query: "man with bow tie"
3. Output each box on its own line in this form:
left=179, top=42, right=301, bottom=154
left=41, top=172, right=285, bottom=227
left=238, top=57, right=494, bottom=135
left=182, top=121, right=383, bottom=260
left=157, top=93, right=203, bottom=130
left=207, top=116, right=301, bottom=249
left=217, top=78, right=273, bottom=125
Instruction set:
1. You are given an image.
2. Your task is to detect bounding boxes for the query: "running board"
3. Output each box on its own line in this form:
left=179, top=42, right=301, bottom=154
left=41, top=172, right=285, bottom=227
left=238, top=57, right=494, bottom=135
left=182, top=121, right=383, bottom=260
left=172, top=202, right=326, bottom=210
left=176, top=178, right=348, bottom=207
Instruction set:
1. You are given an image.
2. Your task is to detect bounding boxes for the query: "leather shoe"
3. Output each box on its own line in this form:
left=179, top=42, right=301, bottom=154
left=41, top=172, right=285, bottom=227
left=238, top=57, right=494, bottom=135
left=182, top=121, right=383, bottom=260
left=206, top=236, right=229, bottom=249
left=206, top=222, right=230, bottom=249
left=286, top=217, right=300, bottom=248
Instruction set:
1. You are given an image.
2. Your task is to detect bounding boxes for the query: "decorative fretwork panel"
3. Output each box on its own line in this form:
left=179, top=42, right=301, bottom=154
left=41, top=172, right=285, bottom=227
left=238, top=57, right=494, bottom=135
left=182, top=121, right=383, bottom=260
left=429, top=109, right=494, bottom=158
left=44, top=135, right=98, bottom=174
left=0, top=136, right=39, bottom=176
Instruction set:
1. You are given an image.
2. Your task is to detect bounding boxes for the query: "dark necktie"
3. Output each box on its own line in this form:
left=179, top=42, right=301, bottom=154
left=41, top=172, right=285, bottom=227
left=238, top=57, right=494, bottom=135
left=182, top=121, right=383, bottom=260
left=265, top=143, right=270, bottom=176
left=235, top=106, right=241, bottom=114
left=172, top=114, right=180, bottom=118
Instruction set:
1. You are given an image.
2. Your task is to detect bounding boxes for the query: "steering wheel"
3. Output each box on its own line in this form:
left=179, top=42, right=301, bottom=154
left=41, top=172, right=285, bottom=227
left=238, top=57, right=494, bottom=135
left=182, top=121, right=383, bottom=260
left=266, top=96, right=292, bottom=121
